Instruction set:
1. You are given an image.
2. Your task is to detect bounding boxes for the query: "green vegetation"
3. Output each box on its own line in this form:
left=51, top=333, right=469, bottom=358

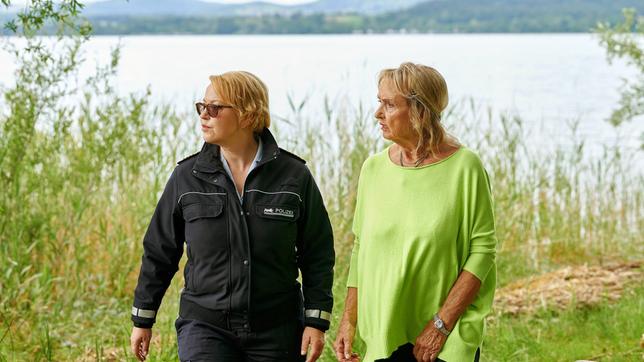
left=0, top=1, right=194, bottom=360
left=378, top=0, right=644, bottom=33
left=1, top=1, right=642, bottom=361
left=596, top=8, right=644, bottom=148
left=484, top=285, right=644, bottom=361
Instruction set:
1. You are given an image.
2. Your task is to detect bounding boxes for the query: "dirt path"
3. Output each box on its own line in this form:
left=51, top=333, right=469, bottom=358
left=494, top=261, right=642, bottom=315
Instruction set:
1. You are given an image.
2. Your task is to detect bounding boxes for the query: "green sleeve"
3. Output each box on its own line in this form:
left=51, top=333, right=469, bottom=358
left=347, top=236, right=360, bottom=287
left=462, top=168, right=497, bottom=282
left=347, top=161, right=368, bottom=288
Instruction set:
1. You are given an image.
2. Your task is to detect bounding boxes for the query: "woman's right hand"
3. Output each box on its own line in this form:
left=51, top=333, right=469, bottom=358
left=130, top=327, right=152, bottom=361
left=334, top=317, right=359, bottom=361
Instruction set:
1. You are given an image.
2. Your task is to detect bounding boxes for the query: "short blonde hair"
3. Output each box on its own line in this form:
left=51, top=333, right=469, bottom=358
left=379, top=62, right=456, bottom=162
left=209, top=71, right=271, bottom=132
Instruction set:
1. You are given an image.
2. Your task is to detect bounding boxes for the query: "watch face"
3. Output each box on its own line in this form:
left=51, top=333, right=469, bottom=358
left=434, top=319, right=444, bottom=329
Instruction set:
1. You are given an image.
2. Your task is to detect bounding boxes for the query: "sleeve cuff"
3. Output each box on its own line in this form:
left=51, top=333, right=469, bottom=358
left=131, top=306, right=157, bottom=328
left=304, top=318, right=330, bottom=332
left=462, top=253, right=495, bottom=282
left=304, top=309, right=331, bottom=332
left=133, top=320, right=154, bottom=328
left=346, top=267, right=358, bottom=288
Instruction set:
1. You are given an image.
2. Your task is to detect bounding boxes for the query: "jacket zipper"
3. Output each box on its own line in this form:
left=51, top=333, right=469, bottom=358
left=235, top=154, right=278, bottom=322
left=194, top=149, right=279, bottom=323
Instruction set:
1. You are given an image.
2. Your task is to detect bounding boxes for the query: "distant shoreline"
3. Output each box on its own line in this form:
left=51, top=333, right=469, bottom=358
left=3, top=0, right=641, bottom=36
left=0, top=31, right=600, bottom=37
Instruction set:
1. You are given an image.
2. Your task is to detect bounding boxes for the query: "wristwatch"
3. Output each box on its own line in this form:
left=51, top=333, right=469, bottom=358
left=433, top=314, right=451, bottom=336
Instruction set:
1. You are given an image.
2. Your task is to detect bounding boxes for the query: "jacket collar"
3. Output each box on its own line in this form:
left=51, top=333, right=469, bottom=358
left=193, top=127, right=280, bottom=173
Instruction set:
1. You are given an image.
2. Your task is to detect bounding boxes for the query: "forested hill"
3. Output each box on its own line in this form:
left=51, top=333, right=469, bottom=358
left=374, top=0, right=644, bottom=33
left=3, top=0, right=643, bottom=34
left=3, top=0, right=426, bottom=17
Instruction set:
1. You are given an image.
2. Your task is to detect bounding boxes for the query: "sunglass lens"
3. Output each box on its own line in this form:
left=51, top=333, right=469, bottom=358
left=196, top=103, right=205, bottom=115
left=206, top=104, right=219, bottom=118
left=196, top=103, right=223, bottom=118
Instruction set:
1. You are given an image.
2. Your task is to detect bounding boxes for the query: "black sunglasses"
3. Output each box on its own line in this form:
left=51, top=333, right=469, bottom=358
left=195, top=102, right=233, bottom=118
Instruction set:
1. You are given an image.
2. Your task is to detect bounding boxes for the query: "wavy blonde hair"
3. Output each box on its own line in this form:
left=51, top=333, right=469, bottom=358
left=209, top=71, right=271, bottom=132
left=379, top=62, right=457, bottom=164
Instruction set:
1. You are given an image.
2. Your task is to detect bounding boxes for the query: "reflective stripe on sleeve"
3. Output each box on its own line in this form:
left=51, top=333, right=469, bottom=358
left=131, top=307, right=157, bottom=319
left=304, top=309, right=331, bottom=321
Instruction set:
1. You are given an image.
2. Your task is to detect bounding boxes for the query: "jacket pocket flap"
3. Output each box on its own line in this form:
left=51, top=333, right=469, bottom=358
left=256, top=204, right=300, bottom=221
left=183, top=203, right=223, bottom=222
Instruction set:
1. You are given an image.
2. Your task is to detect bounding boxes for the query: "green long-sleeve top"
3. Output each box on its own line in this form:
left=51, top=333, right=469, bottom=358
left=347, top=146, right=497, bottom=362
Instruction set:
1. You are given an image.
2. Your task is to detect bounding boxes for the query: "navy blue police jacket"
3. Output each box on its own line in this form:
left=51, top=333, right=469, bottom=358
left=131, top=128, right=334, bottom=332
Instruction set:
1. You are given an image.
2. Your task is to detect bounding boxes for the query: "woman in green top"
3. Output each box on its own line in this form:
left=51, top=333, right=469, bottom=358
left=334, top=62, right=497, bottom=362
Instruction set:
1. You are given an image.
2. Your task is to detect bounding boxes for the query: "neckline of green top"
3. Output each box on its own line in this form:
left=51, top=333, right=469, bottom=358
left=385, top=144, right=464, bottom=170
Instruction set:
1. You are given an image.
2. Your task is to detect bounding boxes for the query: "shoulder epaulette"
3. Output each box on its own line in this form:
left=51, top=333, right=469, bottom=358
left=177, top=151, right=200, bottom=165
left=279, top=148, right=306, bottom=164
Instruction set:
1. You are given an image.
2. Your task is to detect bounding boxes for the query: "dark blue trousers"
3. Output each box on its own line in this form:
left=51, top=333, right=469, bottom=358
left=175, top=315, right=306, bottom=362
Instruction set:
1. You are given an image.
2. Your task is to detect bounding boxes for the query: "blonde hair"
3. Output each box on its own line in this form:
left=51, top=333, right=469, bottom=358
left=209, top=71, right=271, bottom=132
left=378, top=62, right=457, bottom=163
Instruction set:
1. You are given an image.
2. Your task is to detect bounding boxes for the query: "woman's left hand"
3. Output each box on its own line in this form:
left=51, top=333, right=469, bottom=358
left=413, top=323, right=448, bottom=362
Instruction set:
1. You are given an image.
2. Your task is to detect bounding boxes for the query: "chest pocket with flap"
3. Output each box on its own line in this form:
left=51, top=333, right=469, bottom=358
left=183, top=203, right=223, bottom=222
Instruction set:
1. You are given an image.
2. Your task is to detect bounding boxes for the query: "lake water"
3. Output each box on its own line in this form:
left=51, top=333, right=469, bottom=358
left=1, top=34, right=642, bottom=153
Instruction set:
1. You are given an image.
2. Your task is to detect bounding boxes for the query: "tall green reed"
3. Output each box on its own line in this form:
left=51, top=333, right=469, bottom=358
left=0, top=3, right=195, bottom=359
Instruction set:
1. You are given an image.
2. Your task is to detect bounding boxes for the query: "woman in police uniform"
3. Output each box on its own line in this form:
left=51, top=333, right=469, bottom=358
left=129, top=71, right=335, bottom=362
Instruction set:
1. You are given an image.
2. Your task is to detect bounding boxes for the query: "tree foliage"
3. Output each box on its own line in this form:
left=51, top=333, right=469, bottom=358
left=596, top=8, right=643, bottom=148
